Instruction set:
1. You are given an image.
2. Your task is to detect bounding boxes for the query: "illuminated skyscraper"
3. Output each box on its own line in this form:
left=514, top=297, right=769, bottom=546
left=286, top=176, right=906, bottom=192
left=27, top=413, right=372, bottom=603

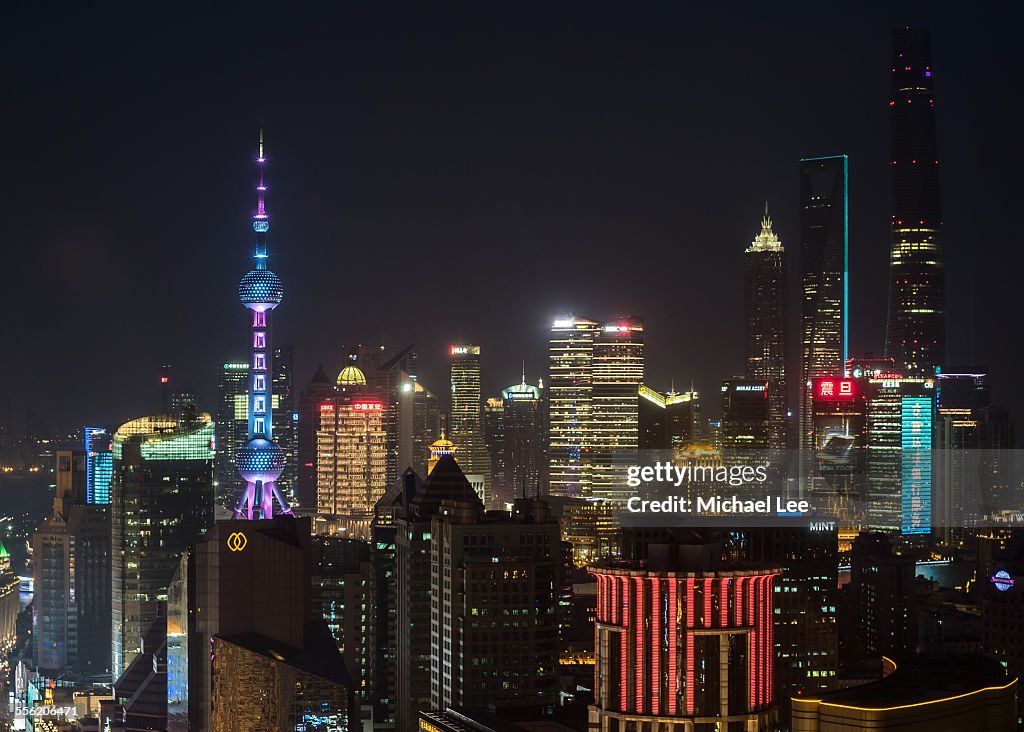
left=744, top=205, right=788, bottom=453
left=233, top=132, right=291, bottom=520
left=316, top=365, right=388, bottom=538
left=799, top=155, right=848, bottom=495
left=590, top=531, right=780, bottom=730
left=885, top=28, right=945, bottom=377
left=110, top=412, right=214, bottom=678
left=215, top=361, right=249, bottom=504
left=591, top=319, right=644, bottom=503
left=84, top=426, right=113, bottom=504
left=548, top=317, right=599, bottom=497
left=448, top=344, right=490, bottom=493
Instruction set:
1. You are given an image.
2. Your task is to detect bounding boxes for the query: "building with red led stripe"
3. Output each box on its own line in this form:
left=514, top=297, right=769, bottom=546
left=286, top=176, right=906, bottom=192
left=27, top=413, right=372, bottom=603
left=590, top=535, right=780, bottom=731
left=315, top=364, right=387, bottom=537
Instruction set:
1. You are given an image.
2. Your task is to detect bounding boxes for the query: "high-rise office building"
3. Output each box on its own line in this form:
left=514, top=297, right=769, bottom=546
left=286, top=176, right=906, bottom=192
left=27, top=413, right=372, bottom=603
left=845, top=532, right=915, bottom=664
left=233, top=132, right=292, bottom=520
left=483, top=396, right=505, bottom=502
left=395, top=455, right=483, bottom=732
left=272, top=343, right=297, bottom=504
left=638, top=386, right=702, bottom=452
left=745, top=205, right=788, bottom=453
left=850, top=358, right=937, bottom=534
left=215, top=361, right=249, bottom=504
left=590, top=531, right=780, bottom=730
left=799, top=155, right=848, bottom=496
left=720, top=378, right=770, bottom=465
left=501, top=377, right=545, bottom=503
left=313, top=536, right=372, bottom=705
left=110, top=412, right=214, bottom=678
left=449, top=344, right=490, bottom=493
left=430, top=497, right=561, bottom=714
left=809, top=377, right=867, bottom=526
left=884, top=28, right=945, bottom=377
left=548, top=317, right=599, bottom=497
left=369, top=468, right=424, bottom=732
left=316, top=365, right=388, bottom=538
left=934, top=371, right=1015, bottom=544
left=32, top=449, right=111, bottom=678
left=84, top=426, right=113, bottom=504
left=591, top=319, right=644, bottom=504
left=742, top=524, right=838, bottom=707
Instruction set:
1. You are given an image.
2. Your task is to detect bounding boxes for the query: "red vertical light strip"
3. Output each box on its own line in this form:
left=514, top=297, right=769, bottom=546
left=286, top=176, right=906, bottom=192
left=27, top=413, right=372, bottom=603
left=765, top=577, right=770, bottom=708
left=650, top=576, right=660, bottom=715
left=620, top=626, right=628, bottom=712
left=686, top=579, right=695, bottom=714
left=747, top=573, right=755, bottom=625
left=634, top=577, right=644, bottom=713
left=612, top=574, right=620, bottom=625
left=754, top=575, right=762, bottom=708
left=704, top=577, right=713, bottom=628
left=767, top=574, right=776, bottom=705
left=735, top=576, right=744, bottom=627
left=720, top=578, right=729, bottom=627
left=620, top=576, right=629, bottom=711
left=667, top=577, right=678, bottom=714
left=748, top=574, right=756, bottom=711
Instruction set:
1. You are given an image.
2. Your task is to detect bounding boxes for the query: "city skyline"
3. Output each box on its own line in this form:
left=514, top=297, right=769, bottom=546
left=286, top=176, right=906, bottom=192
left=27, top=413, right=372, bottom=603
left=2, top=3, right=1017, bottom=432
left=4, top=8, right=1024, bottom=731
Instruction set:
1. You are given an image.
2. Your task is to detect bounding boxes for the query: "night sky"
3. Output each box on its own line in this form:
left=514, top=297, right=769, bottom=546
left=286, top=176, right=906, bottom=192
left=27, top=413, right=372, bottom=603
left=2, top=1, right=1022, bottom=433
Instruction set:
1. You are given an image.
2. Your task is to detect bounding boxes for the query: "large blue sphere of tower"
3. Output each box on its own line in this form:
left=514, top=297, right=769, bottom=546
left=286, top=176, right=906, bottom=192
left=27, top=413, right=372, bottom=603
left=233, top=134, right=292, bottom=520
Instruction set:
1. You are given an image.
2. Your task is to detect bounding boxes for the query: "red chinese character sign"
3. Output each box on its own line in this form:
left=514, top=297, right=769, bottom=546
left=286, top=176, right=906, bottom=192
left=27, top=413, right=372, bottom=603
left=813, top=378, right=857, bottom=402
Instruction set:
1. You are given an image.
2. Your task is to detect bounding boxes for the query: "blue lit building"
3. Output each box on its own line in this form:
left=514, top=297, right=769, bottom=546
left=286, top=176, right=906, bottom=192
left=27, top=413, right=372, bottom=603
left=901, top=392, right=933, bottom=535
left=85, top=426, right=113, bottom=504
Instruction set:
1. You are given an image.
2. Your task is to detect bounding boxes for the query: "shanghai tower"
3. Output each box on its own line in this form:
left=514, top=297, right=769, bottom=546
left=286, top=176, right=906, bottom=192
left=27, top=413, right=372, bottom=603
left=884, top=28, right=944, bottom=377
left=233, top=132, right=293, bottom=519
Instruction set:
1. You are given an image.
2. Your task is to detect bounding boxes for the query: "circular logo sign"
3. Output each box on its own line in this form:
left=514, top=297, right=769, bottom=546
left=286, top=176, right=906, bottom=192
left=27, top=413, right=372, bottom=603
left=991, top=570, right=1015, bottom=592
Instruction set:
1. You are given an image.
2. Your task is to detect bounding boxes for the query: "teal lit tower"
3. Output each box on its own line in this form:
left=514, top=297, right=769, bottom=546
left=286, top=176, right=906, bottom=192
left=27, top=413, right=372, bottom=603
left=233, top=132, right=292, bottom=520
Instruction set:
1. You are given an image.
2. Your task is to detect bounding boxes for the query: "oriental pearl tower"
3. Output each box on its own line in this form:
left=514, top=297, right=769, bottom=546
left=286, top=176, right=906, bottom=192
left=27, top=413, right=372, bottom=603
left=233, top=131, right=292, bottom=520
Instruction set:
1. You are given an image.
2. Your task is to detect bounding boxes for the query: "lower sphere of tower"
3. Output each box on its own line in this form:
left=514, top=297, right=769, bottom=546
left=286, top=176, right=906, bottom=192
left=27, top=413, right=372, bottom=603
left=235, top=438, right=286, bottom=482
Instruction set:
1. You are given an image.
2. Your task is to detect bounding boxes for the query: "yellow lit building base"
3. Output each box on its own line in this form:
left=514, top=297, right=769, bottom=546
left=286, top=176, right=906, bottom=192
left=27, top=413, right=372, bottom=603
left=791, top=677, right=1017, bottom=731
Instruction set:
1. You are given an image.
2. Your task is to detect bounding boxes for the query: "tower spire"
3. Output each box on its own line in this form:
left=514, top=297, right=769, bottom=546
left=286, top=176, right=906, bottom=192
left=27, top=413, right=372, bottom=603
left=257, top=128, right=267, bottom=217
